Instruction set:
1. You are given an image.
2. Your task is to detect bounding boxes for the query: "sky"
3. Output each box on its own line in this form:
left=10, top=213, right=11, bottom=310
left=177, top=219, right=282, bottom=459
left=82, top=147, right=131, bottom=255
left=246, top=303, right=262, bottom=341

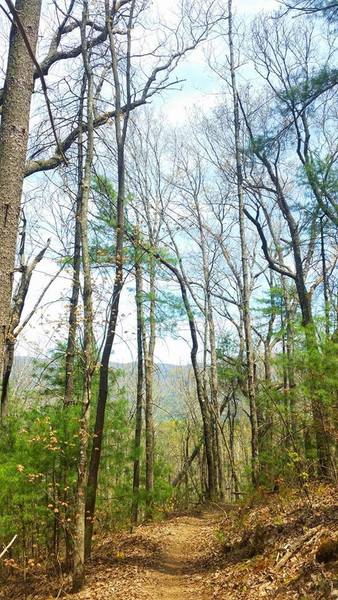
left=158, top=0, right=279, bottom=124
left=13, top=0, right=279, bottom=365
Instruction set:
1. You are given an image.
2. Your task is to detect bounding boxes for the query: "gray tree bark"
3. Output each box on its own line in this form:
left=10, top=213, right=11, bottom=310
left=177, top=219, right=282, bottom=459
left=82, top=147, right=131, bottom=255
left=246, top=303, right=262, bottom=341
left=131, top=246, right=144, bottom=526
left=228, top=0, right=260, bottom=486
left=72, top=5, right=95, bottom=590
left=144, top=259, right=156, bottom=519
left=0, top=0, right=42, bottom=380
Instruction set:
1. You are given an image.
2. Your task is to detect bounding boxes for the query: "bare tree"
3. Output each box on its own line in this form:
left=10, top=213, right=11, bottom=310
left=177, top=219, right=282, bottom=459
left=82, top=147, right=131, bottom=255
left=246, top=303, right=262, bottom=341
left=85, top=0, right=221, bottom=556
left=282, top=0, right=338, bottom=20
left=0, top=228, right=53, bottom=418
left=72, top=3, right=95, bottom=589
left=131, top=231, right=145, bottom=526
left=228, top=0, right=259, bottom=485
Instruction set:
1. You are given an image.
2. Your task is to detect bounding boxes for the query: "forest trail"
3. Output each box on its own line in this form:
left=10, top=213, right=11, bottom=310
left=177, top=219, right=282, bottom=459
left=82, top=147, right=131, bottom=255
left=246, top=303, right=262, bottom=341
left=1, top=485, right=337, bottom=600
left=140, top=513, right=217, bottom=600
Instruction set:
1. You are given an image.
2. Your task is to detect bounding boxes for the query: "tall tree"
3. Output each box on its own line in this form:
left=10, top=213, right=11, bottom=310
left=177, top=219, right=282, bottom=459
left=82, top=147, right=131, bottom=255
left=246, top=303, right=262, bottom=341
left=84, top=0, right=136, bottom=558
left=63, top=77, right=88, bottom=407
left=131, top=236, right=145, bottom=526
left=85, top=0, right=220, bottom=556
left=0, top=0, right=42, bottom=377
left=228, top=0, right=260, bottom=485
left=72, top=4, right=95, bottom=589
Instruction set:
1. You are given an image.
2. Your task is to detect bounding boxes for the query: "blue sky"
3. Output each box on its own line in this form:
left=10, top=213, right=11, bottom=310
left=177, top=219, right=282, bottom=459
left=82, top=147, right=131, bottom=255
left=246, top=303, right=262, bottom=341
left=14, top=0, right=279, bottom=365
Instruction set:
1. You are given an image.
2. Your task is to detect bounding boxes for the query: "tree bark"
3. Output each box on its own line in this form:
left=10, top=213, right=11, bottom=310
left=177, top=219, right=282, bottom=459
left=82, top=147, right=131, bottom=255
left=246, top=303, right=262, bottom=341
left=131, top=252, right=144, bottom=526
left=84, top=0, right=135, bottom=558
left=228, top=0, right=259, bottom=486
left=207, top=289, right=225, bottom=498
left=64, top=84, right=85, bottom=406
left=320, top=216, right=330, bottom=337
left=149, top=248, right=217, bottom=499
left=144, top=259, right=156, bottom=519
left=72, top=7, right=95, bottom=590
left=0, top=0, right=42, bottom=379
left=172, top=441, right=203, bottom=488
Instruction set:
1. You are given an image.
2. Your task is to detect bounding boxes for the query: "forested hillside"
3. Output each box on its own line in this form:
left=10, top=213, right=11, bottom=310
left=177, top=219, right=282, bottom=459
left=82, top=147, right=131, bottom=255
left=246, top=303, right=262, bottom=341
left=0, top=0, right=337, bottom=597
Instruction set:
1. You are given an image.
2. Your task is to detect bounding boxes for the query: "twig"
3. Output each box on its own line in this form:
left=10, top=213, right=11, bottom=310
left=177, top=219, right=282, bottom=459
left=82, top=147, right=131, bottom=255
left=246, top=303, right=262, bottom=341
left=276, top=526, right=321, bottom=570
left=0, top=535, right=18, bottom=559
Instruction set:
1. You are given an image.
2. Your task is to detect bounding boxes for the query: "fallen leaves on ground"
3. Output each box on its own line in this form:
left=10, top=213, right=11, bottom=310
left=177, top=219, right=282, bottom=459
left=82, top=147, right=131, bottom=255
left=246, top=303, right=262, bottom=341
left=204, top=483, right=338, bottom=599
left=0, top=483, right=337, bottom=599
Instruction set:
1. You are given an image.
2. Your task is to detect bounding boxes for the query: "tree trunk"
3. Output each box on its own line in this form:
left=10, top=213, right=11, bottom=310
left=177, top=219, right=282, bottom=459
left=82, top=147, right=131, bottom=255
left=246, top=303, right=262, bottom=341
left=0, top=0, right=42, bottom=379
left=152, top=249, right=217, bottom=499
left=172, top=441, right=202, bottom=488
left=84, top=1, right=135, bottom=557
left=72, top=11, right=95, bottom=590
left=63, top=77, right=86, bottom=571
left=208, top=296, right=225, bottom=499
left=228, top=393, right=239, bottom=498
left=1, top=238, right=48, bottom=418
left=320, top=216, right=330, bottom=337
left=181, top=300, right=217, bottom=499
left=131, top=253, right=144, bottom=526
left=84, top=165, right=125, bottom=558
left=64, top=83, right=85, bottom=405
left=304, top=324, right=335, bottom=479
left=228, top=0, right=259, bottom=486
left=1, top=342, right=15, bottom=419
left=144, top=259, right=156, bottom=519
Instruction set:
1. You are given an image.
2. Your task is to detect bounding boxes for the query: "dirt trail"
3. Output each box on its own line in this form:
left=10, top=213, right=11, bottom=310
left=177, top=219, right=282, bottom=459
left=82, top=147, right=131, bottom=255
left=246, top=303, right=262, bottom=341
left=2, top=485, right=337, bottom=600
left=0, top=510, right=218, bottom=600
left=141, top=513, right=216, bottom=600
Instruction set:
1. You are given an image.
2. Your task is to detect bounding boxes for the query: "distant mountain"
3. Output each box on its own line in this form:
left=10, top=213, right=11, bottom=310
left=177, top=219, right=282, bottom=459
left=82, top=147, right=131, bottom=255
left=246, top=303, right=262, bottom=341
left=11, top=357, right=193, bottom=421
left=110, top=362, right=193, bottom=421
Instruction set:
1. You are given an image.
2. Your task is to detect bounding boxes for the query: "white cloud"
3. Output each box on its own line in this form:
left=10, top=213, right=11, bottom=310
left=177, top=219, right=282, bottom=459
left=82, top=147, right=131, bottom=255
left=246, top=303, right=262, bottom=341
left=161, top=90, right=219, bottom=125
left=236, top=0, right=278, bottom=13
